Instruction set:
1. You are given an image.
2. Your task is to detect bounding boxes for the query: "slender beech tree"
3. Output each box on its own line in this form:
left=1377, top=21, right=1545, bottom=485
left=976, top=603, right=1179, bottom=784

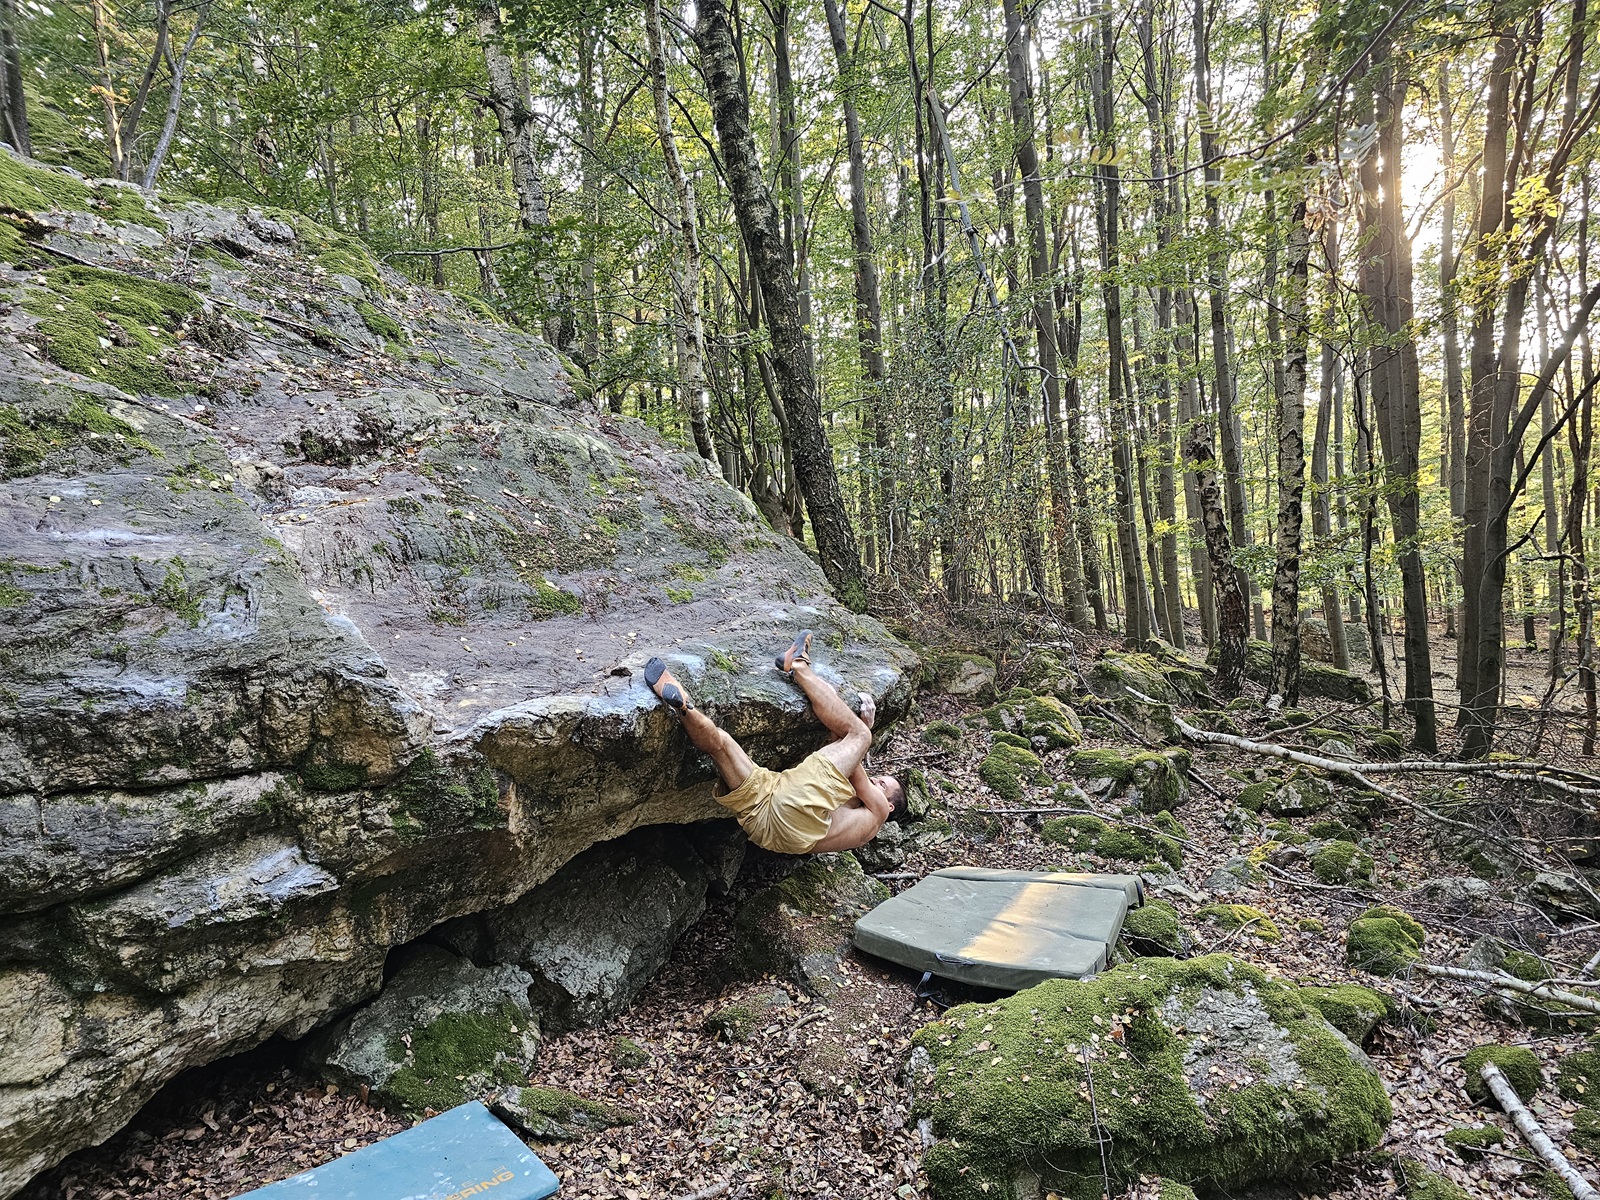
left=1270, top=191, right=1312, bottom=704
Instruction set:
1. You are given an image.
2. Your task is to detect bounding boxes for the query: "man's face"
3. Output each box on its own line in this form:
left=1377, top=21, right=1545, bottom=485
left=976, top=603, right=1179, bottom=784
left=876, top=775, right=903, bottom=809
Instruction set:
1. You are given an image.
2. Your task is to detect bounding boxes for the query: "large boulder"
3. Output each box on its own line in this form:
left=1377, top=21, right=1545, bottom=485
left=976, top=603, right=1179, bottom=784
left=0, top=151, right=916, bottom=1196
left=910, top=954, right=1391, bottom=1198
left=303, top=944, right=539, bottom=1113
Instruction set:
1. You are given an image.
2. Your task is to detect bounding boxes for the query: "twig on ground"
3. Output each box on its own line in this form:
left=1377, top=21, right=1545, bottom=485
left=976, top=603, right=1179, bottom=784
left=1477, top=1061, right=1600, bottom=1200
left=1418, top=963, right=1600, bottom=1016
left=1259, top=861, right=1379, bottom=899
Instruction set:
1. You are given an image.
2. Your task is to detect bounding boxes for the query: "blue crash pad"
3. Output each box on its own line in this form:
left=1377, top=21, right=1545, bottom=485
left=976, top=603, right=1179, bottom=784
left=236, top=1101, right=558, bottom=1200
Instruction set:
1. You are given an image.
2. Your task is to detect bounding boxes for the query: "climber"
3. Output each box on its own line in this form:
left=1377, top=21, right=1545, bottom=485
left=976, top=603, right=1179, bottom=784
left=642, top=630, right=904, bottom=855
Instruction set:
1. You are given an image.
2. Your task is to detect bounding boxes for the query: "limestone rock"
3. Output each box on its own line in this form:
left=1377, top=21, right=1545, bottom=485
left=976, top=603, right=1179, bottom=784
left=304, top=944, right=538, bottom=1112
left=1415, top=876, right=1495, bottom=915
left=911, top=954, right=1391, bottom=1197
left=1066, top=747, right=1190, bottom=813
left=0, top=151, right=916, bottom=1196
left=490, top=1085, right=636, bottom=1141
left=732, top=853, right=887, bottom=999
left=981, top=688, right=1083, bottom=751
left=924, top=651, right=996, bottom=698
left=483, top=826, right=714, bottom=1032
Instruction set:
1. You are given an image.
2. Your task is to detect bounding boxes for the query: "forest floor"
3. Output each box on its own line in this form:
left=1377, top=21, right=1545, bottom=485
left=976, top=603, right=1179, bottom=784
left=24, top=626, right=1600, bottom=1200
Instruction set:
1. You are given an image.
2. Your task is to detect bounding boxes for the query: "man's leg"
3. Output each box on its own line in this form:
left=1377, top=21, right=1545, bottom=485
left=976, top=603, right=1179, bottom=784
left=790, top=662, right=871, bottom=778
left=785, top=666, right=892, bottom=851
left=647, top=661, right=758, bottom=792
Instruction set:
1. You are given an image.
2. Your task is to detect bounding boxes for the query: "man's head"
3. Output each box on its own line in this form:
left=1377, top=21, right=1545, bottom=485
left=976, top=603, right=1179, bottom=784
left=876, top=774, right=906, bottom=819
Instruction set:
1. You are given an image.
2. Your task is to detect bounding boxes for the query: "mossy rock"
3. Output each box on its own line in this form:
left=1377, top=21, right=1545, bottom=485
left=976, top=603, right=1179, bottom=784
left=380, top=1003, right=532, bottom=1114
left=925, top=651, right=997, bottom=699
left=982, top=690, right=1083, bottom=750
left=911, top=954, right=1391, bottom=1197
left=1310, top=840, right=1375, bottom=885
left=704, top=985, right=792, bottom=1043
left=1396, top=1158, right=1471, bottom=1200
left=921, top=720, right=964, bottom=750
left=1307, top=819, right=1356, bottom=841
left=1363, top=727, right=1408, bottom=760
left=1441, top=1123, right=1506, bottom=1162
left=1298, top=985, right=1394, bottom=1046
left=1574, top=1107, right=1600, bottom=1152
left=1227, top=640, right=1373, bottom=703
left=1263, top=769, right=1334, bottom=817
left=1196, top=903, right=1282, bottom=943
left=1042, top=814, right=1182, bottom=869
left=1265, top=708, right=1316, bottom=732
left=1018, top=648, right=1076, bottom=700
left=1345, top=916, right=1422, bottom=977
left=1190, top=708, right=1242, bottom=736
left=978, top=742, right=1044, bottom=802
left=1068, top=747, right=1190, bottom=813
left=1087, top=650, right=1182, bottom=703
left=991, top=730, right=1032, bottom=751
left=611, top=1036, right=652, bottom=1068
left=731, top=854, right=887, bottom=998
left=1152, top=1182, right=1198, bottom=1200
left=1357, top=905, right=1426, bottom=947
left=492, top=1085, right=636, bottom=1141
left=1121, top=899, right=1192, bottom=956
left=1556, top=1048, right=1600, bottom=1105
left=1462, top=1044, right=1543, bottom=1106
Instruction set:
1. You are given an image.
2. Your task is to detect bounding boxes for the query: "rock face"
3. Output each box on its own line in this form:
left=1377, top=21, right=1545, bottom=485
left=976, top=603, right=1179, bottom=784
left=0, top=151, right=916, bottom=1195
left=911, top=954, right=1391, bottom=1199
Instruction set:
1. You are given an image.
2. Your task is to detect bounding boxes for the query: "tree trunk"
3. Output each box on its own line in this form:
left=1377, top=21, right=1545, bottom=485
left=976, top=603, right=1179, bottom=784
left=645, top=0, right=715, bottom=463
left=695, top=0, right=866, bottom=608
left=1187, top=414, right=1248, bottom=697
left=1270, top=194, right=1312, bottom=704
left=1004, top=0, right=1087, bottom=625
left=1312, top=229, right=1350, bottom=671
left=0, top=0, right=29, bottom=157
left=141, top=0, right=210, bottom=189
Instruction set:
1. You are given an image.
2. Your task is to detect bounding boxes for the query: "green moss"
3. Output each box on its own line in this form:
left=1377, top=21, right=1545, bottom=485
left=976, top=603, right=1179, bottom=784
left=706, top=648, right=741, bottom=673
left=706, top=1003, right=757, bottom=1042
left=527, top=576, right=582, bottom=618
left=1396, top=1158, right=1470, bottom=1200
left=1311, top=840, right=1375, bottom=885
left=978, top=742, right=1043, bottom=801
left=0, top=150, right=93, bottom=215
left=921, top=720, right=963, bottom=749
left=913, top=954, right=1390, bottom=1198
left=1501, top=949, right=1550, bottom=983
left=354, top=299, right=405, bottom=343
left=315, top=234, right=385, bottom=295
left=381, top=1003, right=525, bottom=1113
left=668, top=562, right=708, bottom=583
left=1, top=394, right=158, bottom=477
left=1556, top=1049, right=1600, bottom=1105
left=1196, top=903, right=1282, bottom=943
left=1121, top=899, right=1187, bottom=955
left=1574, top=1107, right=1600, bottom=1152
left=982, top=690, right=1083, bottom=750
left=153, top=559, right=203, bottom=625
left=664, top=585, right=694, bottom=604
left=1042, top=814, right=1183, bottom=869
left=1068, top=747, right=1189, bottom=813
left=1071, top=747, right=1139, bottom=782
left=1345, top=917, right=1422, bottom=976
left=1307, top=819, right=1356, bottom=841
left=1087, top=651, right=1181, bottom=703
left=1462, top=1044, right=1543, bottom=1106
left=1441, top=1123, right=1506, bottom=1161
left=1191, top=708, right=1242, bottom=735
left=1298, top=985, right=1393, bottom=1046
left=387, top=748, right=501, bottom=834
left=301, top=761, right=370, bottom=792
left=512, top=1085, right=635, bottom=1134
left=24, top=265, right=202, bottom=395
left=1356, top=905, right=1426, bottom=947
left=1236, top=780, right=1275, bottom=813
left=611, top=1037, right=652, bottom=1068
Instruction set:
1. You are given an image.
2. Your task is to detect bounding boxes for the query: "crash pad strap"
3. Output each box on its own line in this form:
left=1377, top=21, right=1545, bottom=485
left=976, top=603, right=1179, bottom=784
left=237, top=1101, right=559, bottom=1200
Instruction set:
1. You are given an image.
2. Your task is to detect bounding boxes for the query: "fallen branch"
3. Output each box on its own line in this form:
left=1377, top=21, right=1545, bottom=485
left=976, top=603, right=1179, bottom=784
left=1258, top=861, right=1379, bottom=898
left=1477, top=1061, right=1600, bottom=1200
left=1417, top=963, right=1600, bottom=1016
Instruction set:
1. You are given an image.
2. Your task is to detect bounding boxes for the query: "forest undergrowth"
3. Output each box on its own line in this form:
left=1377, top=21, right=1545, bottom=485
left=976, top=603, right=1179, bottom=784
left=25, top=622, right=1600, bottom=1200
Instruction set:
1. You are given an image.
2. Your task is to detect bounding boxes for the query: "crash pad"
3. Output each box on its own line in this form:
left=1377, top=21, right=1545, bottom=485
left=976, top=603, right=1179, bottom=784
left=852, top=866, right=1143, bottom=990
left=236, top=1100, right=558, bottom=1200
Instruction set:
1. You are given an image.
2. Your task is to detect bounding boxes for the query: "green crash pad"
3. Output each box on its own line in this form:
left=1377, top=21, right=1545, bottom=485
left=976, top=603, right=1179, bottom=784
left=852, top=866, right=1143, bottom=990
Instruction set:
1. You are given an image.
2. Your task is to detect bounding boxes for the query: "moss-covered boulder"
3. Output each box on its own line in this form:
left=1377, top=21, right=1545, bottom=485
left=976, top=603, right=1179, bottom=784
left=1310, top=840, right=1375, bottom=885
left=1068, top=747, right=1191, bottom=813
left=1575, top=1108, right=1600, bottom=1152
left=304, top=944, right=540, bottom=1114
left=1441, top=1123, right=1506, bottom=1162
left=979, top=742, right=1045, bottom=801
left=732, top=854, right=887, bottom=998
left=1556, top=1048, right=1600, bottom=1105
left=1042, top=814, right=1184, bottom=870
left=1018, top=648, right=1078, bottom=701
left=1197, top=903, right=1282, bottom=943
left=1298, top=985, right=1394, bottom=1047
left=921, top=720, right=964, bottom=750
left=926, top=650, right=998, bottom=698
left=982, top=689, right=1084, bottom=750
left=1345, top=911, right=1424, bottom=977
left=1235, top=768, right=1334, bottom=817
left=911, top=954, right=1391, bottom=1198
left=1121, top=899, right=1193, bottom=957
left=1462, top=1044, right=1543, bottom=1106
left=1225, top=639, right=1373, bottom=703
left=490, top=1084, right=636, bottom=1141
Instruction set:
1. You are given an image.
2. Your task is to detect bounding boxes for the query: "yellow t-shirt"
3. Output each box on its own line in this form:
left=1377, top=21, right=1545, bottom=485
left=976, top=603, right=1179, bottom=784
left=715, top=750, right=857, bottom=854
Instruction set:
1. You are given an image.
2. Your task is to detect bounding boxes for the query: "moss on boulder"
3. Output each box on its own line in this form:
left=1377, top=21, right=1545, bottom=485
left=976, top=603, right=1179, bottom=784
left=732, top=854, right=887, bottom=998
left=1396, top=1158, right=1471, bottom=1200
left=1556, top=1048, right=1600, bottom=1105
left=1311, top=840, right=1375, bottom=885
left=926, top=650, right=997, bottom=698
left=1298, top=985, right=1393, bottom=1046
left=1225, top=639, right=1373, bottom=703
left=1121, top=899, right=1191, bottom=956
left=1042, top=814, right=1184, bottom=869
left=1462, top=1044, right=1543, bottom=1106
left=978, top=742, right=1044, bottom=801
left=911, top=954, right=1391, bottom=1198
left=1345, top=915, right=1423, bottom=977
left=1068, top=746, right=1190, bottom=813
left=491, top=1085, right=636, bottom=1141
left=982, top=689, right=1083, bottom=750
left=921, top=720, right=964, bottom=750
left=1442, top=1124, right=1506, bottom=1161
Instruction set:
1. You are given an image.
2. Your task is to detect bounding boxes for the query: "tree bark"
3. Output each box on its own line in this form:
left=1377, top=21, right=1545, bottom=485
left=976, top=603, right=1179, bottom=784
left=1186, top=416, right=1247, bottom=697
left=1270, top=195, right=1312, bottom=705
left=0, top=0, right=28, bottom=157
left=695, top=0, right=866, bottom=608
left=141, top=0, right=210, bottom=189
left=645, top=0, right=715, bottom=463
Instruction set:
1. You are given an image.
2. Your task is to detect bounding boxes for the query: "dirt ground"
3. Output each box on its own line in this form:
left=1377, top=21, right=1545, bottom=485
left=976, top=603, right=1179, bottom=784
left=21, top=626, right=1600, bottom=1200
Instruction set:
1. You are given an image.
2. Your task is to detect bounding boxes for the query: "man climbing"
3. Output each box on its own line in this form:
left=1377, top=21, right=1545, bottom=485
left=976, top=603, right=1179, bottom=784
left=643, top=630, right=904, bottom=855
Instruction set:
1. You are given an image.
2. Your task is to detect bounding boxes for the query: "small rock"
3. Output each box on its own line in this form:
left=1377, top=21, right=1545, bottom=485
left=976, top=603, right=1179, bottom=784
left=490, top=1085, right=636, bottom=1141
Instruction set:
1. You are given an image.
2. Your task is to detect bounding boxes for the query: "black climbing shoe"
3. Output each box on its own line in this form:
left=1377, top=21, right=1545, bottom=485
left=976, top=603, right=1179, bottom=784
left=774, top=629, right=814, bottom=673
left=644, top=656, right=694, bottom=711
